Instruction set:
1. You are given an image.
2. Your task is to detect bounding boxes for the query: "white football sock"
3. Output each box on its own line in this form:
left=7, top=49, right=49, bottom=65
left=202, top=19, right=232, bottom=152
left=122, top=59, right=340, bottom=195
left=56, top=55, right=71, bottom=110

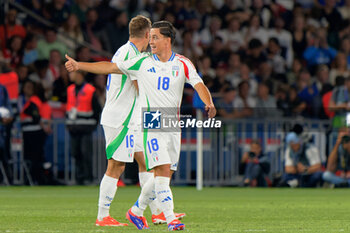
left=97, top=174, right=118, bottom=221
left=139, top=172, right=153, bottom=188
left=155, top=176, right=176, bottom=224
left=131, top=175, right=155, bottom=216
left=139, top=172, right=162, bottom=215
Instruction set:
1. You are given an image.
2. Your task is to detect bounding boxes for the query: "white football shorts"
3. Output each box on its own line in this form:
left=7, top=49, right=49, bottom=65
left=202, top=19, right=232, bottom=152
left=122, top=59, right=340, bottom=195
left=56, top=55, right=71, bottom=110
left=103, top=125, right=136, bottom=162
left=143, top=131, right=181, bottom=171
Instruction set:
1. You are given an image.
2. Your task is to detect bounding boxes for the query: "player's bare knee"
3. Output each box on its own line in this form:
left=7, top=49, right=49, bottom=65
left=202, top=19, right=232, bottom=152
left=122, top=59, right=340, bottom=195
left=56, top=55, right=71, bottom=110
left=154, top=164, right=171, bottom=177
left=134, top=152, right=147, bottom=172
left=106, top=159, right=125, bottom=178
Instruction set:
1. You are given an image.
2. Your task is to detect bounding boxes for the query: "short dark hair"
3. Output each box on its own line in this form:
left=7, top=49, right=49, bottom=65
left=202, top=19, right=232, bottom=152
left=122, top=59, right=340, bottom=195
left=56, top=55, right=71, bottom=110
left=129, top=15, right=152, bottom=38
left=152, top=21, right=176, bottom=44
left=248, top=38, right=262, bottom=49
left=342, top=135, right=350, bottom=144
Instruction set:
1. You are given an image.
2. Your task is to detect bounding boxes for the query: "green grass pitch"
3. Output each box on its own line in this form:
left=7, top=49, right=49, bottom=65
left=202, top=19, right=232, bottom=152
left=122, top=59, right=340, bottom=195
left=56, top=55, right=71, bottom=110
left=0, top=186, right=350, bottom=232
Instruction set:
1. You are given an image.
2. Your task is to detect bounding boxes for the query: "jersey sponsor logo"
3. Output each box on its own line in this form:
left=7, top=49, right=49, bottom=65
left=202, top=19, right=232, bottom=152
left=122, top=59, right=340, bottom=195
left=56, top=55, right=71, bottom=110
left=172, top=66, right=179, bottom=77
left=143, top=110, right=161, bottom=129
left=147, top=67, right=156, bottom=73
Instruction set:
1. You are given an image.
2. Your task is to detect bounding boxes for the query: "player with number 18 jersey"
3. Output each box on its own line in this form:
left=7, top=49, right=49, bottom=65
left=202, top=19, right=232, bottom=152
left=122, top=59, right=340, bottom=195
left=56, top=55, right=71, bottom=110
left=118, top=51, right=203, bottom=171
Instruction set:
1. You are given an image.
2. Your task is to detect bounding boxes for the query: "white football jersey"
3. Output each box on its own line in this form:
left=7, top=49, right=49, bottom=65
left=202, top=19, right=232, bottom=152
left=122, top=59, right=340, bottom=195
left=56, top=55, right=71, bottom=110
left=100, top=41, right=140, bottom=129
left=118, top=52, right=203, bottom=114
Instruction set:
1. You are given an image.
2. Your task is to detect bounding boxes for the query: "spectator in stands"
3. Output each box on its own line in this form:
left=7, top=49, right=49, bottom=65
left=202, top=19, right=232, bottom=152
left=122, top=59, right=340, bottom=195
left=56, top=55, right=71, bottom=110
left=282, top=132, right=323, bottom=187
left=3, top=35, right=24, bottom=69
left=255, top=82, right=280, bottom=118
left=275, top=84, right=290, bottom=116
left=303, top=28, right=337, bottom=71
left=244, top=38, right=267, bottom=73
left=198, top=56, right=215, bottom=79
left=193, top=1, right=211, bottom=31
left=15, top=63, right=29, bottom=91
left=223, top=17, right=244, bottom=53
left=150, top=1, right=167, bottom=22
left=339, top=0, right=350, bottom=20
left=82, top=9, right=104, bottom=52
left=210, top=63, right=231, bottom=94
left=225, top=53, right=241, bottom=84
left=286, top=58, right=303, bottom=85
left=269, top=17, right=293, bottom=68
left=52, top=64, right=71, bottom=103
left=182, top=16, right=201, bottom=50
left=242, top=14, right=269, bottom=46
left=180, top=30, right=202, bottom=63
left=199, top=15, right=225, bottom=49
left=0, top=84, right=13, bottom=184
left=329, top=52, right=350, bottom=85
left=206, top=36, right=229, bottom=68
left=233, top=81, right=256, bottom=118
left=42, top=0, right=71, bottom=26
left=231, top=63, right=257, bottom=97
left=103, top=11, right=129, bottom=54
left=315, top=0, right=343, bottom=34
left=296, top=69, right=320, bottom=117
left=249, top=0, right=272, bottom=28
left=339, top=36, right=350, bottom=69
left=328, top=76, right=350, bottom=128
left=292, top=14, right=309, bottom=60
left=0, top=9, right=26, bottom=50
left=66, top=71, right=101, bottom=185
left=75, top=46, right=92, bottom=62
left=70, top=0, right=91, bottom=24
left=216, top=87, right=238, bottom=118
left=93, top=74, right=106, bottom=107
left=29, top=59, right=54, bottom=99
left=241, top=139, right=270, bottom=187
left=37, top=28, right=67, bottom=60
left=58, top=14, right=84, bottom=56
left=48, top=49, right=62, bottom=80
left=217, top=0, right=244, bottom=27
left=315, top=64, right=331, bottom=92
left=266, top=37, right=287, bottom=75
left=323, top=129, right=350, bottom=187
left=255, top=62, right=274, bottom=85
left=288, top=86, right=307, bottom=117
left=22, top=33, right=38, bottom=66
left=20, top=80, right=50, bottom=185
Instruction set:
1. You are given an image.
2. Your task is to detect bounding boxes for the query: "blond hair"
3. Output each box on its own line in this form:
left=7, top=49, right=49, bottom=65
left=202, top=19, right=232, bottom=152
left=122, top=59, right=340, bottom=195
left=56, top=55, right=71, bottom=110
left=129, top=15, right=151, bottom=38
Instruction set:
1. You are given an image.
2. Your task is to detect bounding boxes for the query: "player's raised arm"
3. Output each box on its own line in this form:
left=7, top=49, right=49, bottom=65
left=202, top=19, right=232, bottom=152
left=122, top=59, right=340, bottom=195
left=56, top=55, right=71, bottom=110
left=194, top=82, right=216, bottom=118
left=65, top=54, right=124, bottom=75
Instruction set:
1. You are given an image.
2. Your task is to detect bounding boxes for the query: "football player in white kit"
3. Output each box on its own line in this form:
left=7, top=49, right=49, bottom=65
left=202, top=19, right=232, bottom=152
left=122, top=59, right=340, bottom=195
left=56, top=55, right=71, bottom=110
left=66, top=15, right=183, bottom=228
left=65, top=21, right=215, bottom=231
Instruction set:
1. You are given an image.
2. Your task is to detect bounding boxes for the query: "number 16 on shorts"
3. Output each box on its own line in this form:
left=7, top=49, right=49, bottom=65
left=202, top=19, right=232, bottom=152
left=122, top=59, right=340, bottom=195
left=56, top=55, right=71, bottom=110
left=125, top=134, right=134, bottom=158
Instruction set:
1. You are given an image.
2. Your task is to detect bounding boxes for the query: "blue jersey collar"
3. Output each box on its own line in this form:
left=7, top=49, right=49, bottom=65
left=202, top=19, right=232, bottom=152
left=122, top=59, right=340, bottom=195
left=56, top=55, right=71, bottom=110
left=153, top=51, right=175, bottom=62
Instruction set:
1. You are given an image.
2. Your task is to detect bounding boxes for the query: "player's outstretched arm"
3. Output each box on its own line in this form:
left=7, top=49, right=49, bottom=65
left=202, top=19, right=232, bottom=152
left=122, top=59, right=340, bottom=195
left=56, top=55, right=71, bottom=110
left=194, top=83, right=216, bottom=118
left=65, top=54, right=124, bottom=75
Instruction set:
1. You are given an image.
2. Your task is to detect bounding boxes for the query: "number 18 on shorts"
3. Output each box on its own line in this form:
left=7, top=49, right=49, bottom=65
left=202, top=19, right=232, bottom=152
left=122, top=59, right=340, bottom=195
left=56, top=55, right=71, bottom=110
left=144, top=132, right=181, bottom=171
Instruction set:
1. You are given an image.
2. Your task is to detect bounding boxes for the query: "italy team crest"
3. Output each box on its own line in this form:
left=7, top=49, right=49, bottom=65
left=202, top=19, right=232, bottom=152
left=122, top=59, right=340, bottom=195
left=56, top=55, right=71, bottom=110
left=172, top=66, right=179, bottom=77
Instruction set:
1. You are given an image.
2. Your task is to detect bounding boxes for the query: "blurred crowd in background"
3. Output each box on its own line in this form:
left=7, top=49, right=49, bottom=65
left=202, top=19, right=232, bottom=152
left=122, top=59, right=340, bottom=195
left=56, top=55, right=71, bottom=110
left=1, top=0, right=350, bottom=186
left=3, top=0, right=350, bottom=120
